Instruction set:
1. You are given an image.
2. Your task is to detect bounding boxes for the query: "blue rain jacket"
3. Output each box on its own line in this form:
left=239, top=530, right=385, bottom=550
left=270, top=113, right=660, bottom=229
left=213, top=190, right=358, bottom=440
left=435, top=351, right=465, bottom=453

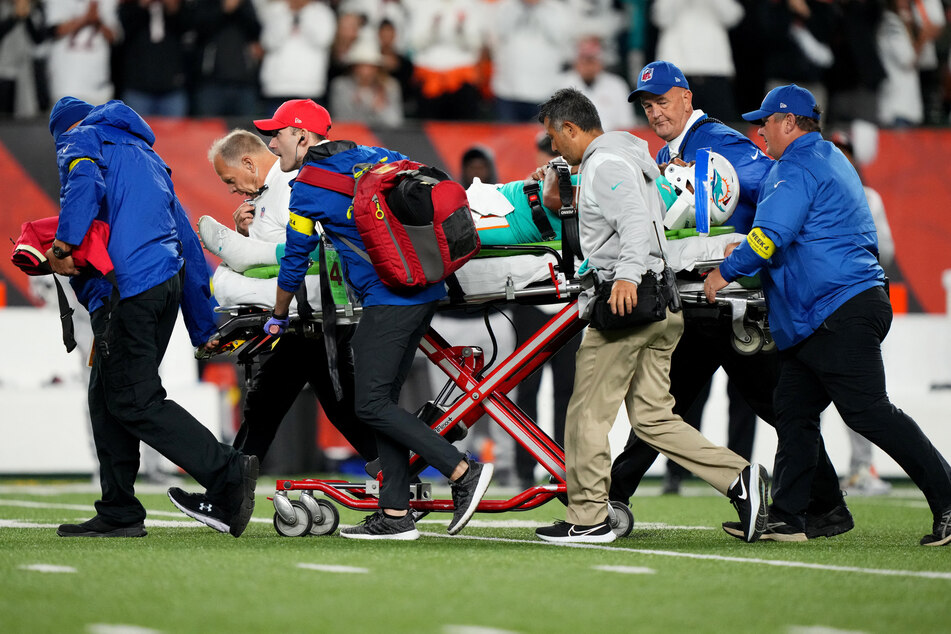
left=54, top=100, right=216, bottom=345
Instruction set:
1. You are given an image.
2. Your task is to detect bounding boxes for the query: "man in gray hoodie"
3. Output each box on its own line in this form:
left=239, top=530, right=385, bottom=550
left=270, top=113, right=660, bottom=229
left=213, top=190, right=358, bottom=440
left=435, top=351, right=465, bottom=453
left=533, top=88, right=769, bottom=544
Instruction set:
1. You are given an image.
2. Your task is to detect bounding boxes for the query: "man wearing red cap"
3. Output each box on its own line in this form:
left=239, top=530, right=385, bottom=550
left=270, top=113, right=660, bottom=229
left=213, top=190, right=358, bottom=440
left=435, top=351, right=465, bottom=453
left=254, top=99, right=494, bottom=540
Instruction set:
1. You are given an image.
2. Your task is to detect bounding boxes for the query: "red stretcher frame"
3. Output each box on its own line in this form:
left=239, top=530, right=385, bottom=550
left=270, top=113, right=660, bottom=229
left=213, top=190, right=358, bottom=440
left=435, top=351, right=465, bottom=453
left=270, top=298, right=587, bottom=518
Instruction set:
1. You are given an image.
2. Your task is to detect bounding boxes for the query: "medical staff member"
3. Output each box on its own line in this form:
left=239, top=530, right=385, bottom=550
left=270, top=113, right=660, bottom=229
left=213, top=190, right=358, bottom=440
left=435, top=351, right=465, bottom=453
left=532, top=88, right=768, bottom=544
left=257, top=98, right=494, bottom=540
left=610, top=61, right=851, bottom=540
left=705, top=84, right=951, bottom=546
left=47, top=96, right=258, bottom=539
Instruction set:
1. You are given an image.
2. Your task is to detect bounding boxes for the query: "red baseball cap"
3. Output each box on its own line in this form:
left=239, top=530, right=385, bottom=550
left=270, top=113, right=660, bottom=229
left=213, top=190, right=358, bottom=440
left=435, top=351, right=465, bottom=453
left=253, top=99, right=332, bottom=136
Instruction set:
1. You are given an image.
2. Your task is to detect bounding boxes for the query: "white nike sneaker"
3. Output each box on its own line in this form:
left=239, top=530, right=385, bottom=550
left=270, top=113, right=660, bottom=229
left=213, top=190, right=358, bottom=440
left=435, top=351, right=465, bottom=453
left=198, top=215, right=278, bottom=273
left=536, top=519, right=617, bottom=543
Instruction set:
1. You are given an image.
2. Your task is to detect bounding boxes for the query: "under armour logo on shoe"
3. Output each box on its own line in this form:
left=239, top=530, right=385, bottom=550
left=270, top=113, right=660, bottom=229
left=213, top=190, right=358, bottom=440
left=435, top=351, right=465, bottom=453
left=199, top=503, right=213, bottom=512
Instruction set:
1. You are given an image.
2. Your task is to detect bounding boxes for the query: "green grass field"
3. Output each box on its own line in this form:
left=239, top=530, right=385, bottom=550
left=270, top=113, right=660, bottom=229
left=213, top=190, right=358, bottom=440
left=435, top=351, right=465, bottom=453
left=2, top=477, right=949, bottom=634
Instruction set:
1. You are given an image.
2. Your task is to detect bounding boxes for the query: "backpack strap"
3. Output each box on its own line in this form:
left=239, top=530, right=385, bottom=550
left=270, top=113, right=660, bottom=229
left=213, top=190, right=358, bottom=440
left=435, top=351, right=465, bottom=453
left=296, top=165, right=357, bottom=197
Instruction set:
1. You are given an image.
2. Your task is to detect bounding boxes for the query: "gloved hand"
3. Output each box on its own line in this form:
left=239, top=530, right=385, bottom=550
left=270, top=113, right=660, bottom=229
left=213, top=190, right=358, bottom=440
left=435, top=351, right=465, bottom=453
left=264, top=313, right=289, bottom=336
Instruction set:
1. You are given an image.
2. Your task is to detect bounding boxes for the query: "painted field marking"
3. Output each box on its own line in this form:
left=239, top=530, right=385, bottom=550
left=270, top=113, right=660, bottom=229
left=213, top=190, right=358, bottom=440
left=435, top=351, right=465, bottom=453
left=418, top=518, right=712, bottom=531
left=86, top=624, right=163, bottom=634
left=296, top=563, right=369, bottom=574
left=421, top=532, right=951, bottom=581
left=0, top=499, right=271, bottom=523
left=787, top=626, right=868, bottom=634
left=18, top=564, right=77, bottom=573
left=443, top=625, right=520, bottom=634
left=593, top=565, right=655, bottom=575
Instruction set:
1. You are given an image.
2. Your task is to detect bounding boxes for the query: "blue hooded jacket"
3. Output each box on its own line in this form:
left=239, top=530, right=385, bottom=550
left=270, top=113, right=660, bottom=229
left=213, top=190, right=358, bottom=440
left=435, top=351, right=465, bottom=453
left=54, top=100, right=217, bottom=345
left=280, top=141, right=447, bottom=307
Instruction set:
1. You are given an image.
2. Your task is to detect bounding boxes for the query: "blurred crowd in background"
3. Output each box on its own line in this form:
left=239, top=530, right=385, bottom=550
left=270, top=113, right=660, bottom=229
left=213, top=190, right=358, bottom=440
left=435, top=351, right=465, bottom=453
left=1, top=0, right=949, bottom=131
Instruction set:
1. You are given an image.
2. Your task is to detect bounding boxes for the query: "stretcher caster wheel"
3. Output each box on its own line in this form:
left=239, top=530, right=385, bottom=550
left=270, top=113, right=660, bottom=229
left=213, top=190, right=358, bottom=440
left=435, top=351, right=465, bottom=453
left=607, top=501, right=634, bottom=538
left=731, top=325, right=764, bottom=356
left=273, top=500, right=313, bottom=537
left=308, top=499, right=339, bottom=536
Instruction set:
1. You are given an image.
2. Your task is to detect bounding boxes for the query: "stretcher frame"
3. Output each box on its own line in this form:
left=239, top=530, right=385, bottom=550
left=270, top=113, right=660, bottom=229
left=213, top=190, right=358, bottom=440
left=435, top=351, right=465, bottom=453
left=205, top=248, right=769, bottom=537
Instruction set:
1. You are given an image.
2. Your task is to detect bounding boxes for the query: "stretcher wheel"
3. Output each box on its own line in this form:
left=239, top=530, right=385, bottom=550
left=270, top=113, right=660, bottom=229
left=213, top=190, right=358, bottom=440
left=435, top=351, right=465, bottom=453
left=308, top=499, right=340, bottom=536
left=608, top=501, right=634, bottom=538
left=731, top=325, right=764, bottom=356
left=273, top=500, right=313, bottom=537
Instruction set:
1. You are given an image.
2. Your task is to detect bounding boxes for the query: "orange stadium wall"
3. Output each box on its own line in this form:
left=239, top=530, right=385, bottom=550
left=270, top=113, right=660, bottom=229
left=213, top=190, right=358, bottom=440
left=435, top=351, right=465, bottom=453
left=1, top=120, right=949, bottom=314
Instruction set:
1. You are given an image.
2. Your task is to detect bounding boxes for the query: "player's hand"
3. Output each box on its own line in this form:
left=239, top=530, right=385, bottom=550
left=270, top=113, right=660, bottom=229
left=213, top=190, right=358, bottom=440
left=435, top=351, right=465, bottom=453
left=724, top=241, right=742, bottom=257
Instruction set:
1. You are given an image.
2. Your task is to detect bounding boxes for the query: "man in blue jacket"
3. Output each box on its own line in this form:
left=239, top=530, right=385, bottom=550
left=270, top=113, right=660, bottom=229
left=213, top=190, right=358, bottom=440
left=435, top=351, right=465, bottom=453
left=47, top=97, right=258, bottom=539
left=705, top=85, right=951, bottom=545
left=255, top=99, right=493, bottom=540
left=610, top=62, right=851, bottom=539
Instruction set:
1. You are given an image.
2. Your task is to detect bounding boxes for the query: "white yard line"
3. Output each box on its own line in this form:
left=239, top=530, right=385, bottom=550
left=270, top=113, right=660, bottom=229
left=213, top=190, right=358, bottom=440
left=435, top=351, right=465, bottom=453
left=296, top=563, right=369, bottom=574
left=86, top=624, right=163, bottom=634
left=420, top=532, right=951, bottom=581
left=0, top=499, right=271, bottom=523
left=18, top=563, right=77, bottom=573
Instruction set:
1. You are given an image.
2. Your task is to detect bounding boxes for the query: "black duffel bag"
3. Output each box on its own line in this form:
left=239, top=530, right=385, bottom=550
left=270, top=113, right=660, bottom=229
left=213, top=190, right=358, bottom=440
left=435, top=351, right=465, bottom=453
left=588, top=270, right=670, bottom=331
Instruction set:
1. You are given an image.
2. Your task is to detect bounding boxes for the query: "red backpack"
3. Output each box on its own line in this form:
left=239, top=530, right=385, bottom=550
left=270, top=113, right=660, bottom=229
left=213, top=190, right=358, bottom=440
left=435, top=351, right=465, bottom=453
left=295, top=159, right=480, bottom=289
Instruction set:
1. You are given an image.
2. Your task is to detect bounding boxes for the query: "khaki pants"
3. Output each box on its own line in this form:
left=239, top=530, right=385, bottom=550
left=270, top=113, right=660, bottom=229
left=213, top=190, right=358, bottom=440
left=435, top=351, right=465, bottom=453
left=565, top=310, right=749, bottom=525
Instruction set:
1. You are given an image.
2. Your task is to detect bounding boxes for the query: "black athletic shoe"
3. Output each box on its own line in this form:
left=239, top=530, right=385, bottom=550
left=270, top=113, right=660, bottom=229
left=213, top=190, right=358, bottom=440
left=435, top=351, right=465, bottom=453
left=167, top=487, right=230, bottom=533
left=727, top=463, right=769, bottom=543
left=536, top=519, right=616, bottom=543
left=805, top=504, right=854, bottom=539
left=920, top=508, right=951, bottom=546
left=447, top=459, right=494, bottom=535
left=340, top=511, right=420, bottom=540
left=57, top=516, right=146, bottom=538
left=227, top=454, right=259, bottom=538
left=760, top=519, right=807, bottom=542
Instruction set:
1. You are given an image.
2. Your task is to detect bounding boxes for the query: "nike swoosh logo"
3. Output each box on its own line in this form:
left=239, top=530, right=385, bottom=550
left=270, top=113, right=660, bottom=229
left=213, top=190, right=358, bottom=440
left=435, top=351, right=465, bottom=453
left=773, top=180, right=785, bottom=189
left=735, top=475, right=748, bottom=501
left=750, top=151, right=759, bottom=160
left=611, top=181, right=623, bottom=190
left=568, top=524, right=605, bottom=537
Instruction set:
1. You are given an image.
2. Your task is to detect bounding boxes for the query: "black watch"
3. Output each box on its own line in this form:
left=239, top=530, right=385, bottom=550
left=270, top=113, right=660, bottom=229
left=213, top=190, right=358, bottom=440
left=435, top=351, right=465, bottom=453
left=51, top=245, right=72, bottom=259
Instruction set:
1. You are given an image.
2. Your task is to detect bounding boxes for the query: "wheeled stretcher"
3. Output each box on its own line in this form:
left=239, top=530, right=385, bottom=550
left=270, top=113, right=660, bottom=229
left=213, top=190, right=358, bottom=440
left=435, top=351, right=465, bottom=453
left=203, top=242, right=769, bottom=537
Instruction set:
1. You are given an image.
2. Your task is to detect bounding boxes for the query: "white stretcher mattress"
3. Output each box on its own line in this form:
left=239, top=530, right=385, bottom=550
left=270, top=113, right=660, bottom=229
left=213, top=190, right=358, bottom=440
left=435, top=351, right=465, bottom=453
left=211, top=233, right=748, bottom=309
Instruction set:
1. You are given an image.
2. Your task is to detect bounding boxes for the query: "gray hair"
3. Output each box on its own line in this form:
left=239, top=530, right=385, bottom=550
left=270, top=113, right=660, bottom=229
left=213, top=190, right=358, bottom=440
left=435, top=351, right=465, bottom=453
left=208, top=129, right=270, bottom=166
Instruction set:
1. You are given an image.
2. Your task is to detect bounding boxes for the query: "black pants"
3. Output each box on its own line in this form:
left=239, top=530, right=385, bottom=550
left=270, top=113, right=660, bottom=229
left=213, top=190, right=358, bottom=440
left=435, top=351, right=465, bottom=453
left=771, top=286, right=951, bottom=529
left=610, top=311, right=844, bottom=515
left=512, top=305, right=581, bottom=484
left=88, top=271, right=242, bottom=524
left=234, top=329, right=378, bottom=463
left=350, top=303, right=464, bottom=510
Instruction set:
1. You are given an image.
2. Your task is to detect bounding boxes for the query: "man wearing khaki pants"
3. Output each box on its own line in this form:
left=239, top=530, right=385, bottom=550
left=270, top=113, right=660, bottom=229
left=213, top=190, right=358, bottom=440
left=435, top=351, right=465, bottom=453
left=533, top=88, right=769, bottom=544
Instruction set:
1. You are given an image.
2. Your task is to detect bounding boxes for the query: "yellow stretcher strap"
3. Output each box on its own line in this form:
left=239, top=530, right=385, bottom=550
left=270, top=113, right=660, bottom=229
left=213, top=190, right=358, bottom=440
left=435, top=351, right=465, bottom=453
left=746, top=227, right=775, bottom=260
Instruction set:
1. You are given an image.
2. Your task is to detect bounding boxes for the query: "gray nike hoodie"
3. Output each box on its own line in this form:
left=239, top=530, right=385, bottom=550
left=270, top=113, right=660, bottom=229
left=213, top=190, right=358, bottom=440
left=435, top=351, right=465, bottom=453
left=576, top=131, right=669, bottom=313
